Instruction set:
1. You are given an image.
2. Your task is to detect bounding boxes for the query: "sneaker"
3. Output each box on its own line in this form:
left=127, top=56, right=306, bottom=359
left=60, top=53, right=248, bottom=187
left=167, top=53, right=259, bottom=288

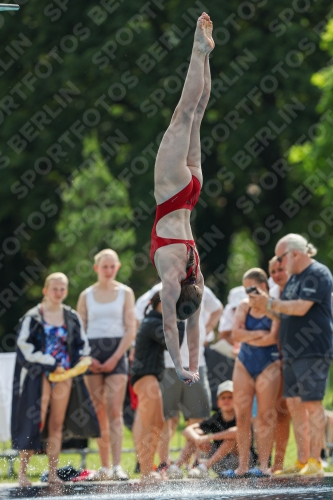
left=113, top=466, right=129, bottom=481
left=299, top=458, right=324, bottom=477
left=188, top=464, right=209, bottom=479
left=92, top=467, right=114, bottom=481
left=273, top=460, right=307, bottom=476
left=166, top=464, right=183, bottom=479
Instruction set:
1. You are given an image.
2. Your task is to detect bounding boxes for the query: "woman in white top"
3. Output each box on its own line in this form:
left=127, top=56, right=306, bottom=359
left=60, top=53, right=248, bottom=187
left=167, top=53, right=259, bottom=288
left=77, top=249, right=136, bottom=480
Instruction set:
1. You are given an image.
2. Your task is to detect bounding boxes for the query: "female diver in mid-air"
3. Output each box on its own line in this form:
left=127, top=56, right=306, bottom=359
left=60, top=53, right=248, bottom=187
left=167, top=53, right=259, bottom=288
left=150, top=12, right=214, bottom=384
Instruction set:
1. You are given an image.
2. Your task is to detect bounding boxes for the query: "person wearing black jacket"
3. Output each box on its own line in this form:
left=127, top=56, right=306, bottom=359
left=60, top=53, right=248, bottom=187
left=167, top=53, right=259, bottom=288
left=131, top=292, right=184, bottom=481
left=12, top=273, right=98, bottom=486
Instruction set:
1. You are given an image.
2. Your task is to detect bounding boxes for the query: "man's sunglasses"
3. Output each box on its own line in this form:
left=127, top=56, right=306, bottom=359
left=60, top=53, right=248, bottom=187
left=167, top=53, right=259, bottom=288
left=277, top=250, right=290, bottom=263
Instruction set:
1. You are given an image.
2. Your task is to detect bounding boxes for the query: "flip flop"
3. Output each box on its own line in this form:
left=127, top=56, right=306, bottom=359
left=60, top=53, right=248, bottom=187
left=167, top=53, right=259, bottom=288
left=219, top=469, right=246, bottom=479
left=246, top=468, right=271, bottom=478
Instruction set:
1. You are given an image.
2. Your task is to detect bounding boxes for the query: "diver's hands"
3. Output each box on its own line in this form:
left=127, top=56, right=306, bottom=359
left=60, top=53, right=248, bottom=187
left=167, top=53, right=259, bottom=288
left=177, top=368, right=200, bottom=385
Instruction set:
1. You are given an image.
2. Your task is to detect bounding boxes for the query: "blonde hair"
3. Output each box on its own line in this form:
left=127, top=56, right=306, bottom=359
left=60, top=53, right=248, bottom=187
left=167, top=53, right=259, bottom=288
left=94, top=248, right=119, bottom=265
left=42, top=273, right=68, bottom=304
left=44, top=272, right=68, bottom=288
left=269, top=256, right=278, bottom=267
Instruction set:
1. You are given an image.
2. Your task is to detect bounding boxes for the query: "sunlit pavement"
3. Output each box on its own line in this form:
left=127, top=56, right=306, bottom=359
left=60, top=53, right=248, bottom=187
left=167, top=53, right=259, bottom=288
left=1, top=476, right=333, bottom=500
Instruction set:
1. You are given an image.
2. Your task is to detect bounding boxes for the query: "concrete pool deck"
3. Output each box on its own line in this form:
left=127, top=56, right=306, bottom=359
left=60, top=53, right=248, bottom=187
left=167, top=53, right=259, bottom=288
left=0, top=475, right=333, bottom=499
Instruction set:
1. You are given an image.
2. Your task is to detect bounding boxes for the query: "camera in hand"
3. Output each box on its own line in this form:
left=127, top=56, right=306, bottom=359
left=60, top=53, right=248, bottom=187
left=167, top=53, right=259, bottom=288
left=245, top=286, right=259, bottom=294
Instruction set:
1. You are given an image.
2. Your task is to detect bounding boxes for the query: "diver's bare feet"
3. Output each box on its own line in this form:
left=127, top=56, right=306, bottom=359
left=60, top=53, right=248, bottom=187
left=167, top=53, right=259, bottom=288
left=178, top=369, right=200, bottom=385
left=18, top=474, right=32, bottom=487
left=194, top=13, right=214, bottom=53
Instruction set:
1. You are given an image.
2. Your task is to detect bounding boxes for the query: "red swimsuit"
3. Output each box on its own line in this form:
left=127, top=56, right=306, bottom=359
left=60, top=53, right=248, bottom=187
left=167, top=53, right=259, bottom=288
left=150, top=175, right=201, bottom=281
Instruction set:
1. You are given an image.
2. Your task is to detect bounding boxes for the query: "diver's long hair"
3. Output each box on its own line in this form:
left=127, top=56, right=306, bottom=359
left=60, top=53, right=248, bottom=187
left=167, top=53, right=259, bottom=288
left=176, top=248, right=202, bottom=320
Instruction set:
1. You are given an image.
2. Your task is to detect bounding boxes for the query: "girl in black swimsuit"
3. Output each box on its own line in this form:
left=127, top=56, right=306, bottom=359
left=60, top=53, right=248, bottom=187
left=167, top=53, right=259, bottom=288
left=131, top=293, right=184, bottom=482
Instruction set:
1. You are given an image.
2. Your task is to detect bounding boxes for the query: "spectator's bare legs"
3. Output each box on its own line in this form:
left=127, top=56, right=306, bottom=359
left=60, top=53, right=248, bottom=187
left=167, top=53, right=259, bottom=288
left=47, top=379, right=72, bottom=483
left=157, top=419, right=171, bottom=465
left=233, top=360, right=255, bottom=475
left=206, top=440, right=237, bottom=470
left=286, top=398, right=310, bottom=463
left=21, top=375, right=71, bottom=485
left=176, top=440, right=197, bottom=467
left=18, top=451, right=34, bottom=487
left=18, top=375, right=52, bottom=487
left=255, top=362, right=281, bottom=473
left=157, top=416, right=179, bottom=466
left=84, top=375, right=112, bottom=468
left=304, top=401, right=325, bottom=461
left=132, top=411, right=141, bottom=466
left=154, top=13, right=214, bottom=204
left=134, top=376, right=165, bottom=481
left=272, top=380, right=290, bottom=472
left=324, top=410, right=333, bottom=461
left=176, top=418, right=203, bottom=467
left=105, top=374, right=128, bottom=468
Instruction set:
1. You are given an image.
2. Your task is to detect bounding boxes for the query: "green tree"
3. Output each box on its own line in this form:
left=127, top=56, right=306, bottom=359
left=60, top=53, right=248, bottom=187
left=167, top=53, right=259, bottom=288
left=0, top=1, right=332, bottom=341
left=288, top=18, right=333, bottom=268
left=45, top=136, right=135, bottom=307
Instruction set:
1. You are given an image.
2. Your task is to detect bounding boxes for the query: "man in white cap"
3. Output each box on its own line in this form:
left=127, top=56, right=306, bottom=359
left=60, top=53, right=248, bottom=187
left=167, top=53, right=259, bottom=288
left=181, top=380, right=238, bottom=478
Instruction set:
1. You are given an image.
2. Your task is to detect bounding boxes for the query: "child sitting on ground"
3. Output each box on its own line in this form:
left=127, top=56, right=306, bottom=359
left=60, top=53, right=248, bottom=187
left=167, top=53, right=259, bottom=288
left=184, top=381, right=238, bottom=478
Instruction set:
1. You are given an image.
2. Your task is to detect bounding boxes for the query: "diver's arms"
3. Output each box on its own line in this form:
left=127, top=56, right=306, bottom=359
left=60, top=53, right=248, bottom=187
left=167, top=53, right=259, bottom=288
left=160, top=279, right=183, bottom=372
left=186, top=270, right=204, bottom=374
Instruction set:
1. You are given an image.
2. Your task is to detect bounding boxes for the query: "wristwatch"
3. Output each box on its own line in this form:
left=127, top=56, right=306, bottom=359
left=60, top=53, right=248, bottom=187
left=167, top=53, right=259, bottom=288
left=266, top=298, right=274, bottom=312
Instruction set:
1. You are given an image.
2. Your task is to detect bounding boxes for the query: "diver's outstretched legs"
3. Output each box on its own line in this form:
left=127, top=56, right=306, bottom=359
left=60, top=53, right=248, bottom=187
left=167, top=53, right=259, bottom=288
left=154, top=13, right=214, bottom=204
left=186, top=54, right=212, bottom=183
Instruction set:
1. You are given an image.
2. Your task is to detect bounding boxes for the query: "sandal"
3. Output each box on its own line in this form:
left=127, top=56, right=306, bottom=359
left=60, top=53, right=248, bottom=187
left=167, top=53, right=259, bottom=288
left=246, top=468, right=271, bottom=478
left=219, top=469, right=246, bottom=479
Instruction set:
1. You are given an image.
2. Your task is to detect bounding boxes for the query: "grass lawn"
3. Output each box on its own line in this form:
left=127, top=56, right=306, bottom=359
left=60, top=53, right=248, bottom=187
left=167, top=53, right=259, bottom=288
left=2, top=365, right=333, bottom=483
left=0, top=420, right=188, bottom=482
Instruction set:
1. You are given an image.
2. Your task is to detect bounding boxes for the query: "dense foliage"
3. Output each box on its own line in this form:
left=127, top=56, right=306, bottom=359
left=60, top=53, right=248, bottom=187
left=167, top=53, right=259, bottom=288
left=0, top=0, right=332, bottom=343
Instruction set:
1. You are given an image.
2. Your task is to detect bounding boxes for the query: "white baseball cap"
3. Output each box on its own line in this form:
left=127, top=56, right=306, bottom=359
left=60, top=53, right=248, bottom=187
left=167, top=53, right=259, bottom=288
left=216, top=380, right=234, bottom=397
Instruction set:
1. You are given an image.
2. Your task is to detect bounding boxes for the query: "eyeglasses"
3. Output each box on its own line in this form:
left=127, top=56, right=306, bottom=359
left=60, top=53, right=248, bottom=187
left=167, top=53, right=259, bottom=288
left=276, top=250, right=290, bottom=263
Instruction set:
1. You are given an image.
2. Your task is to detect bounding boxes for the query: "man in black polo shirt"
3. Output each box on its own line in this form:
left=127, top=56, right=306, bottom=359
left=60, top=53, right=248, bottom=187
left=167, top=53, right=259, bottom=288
left=251, top=234, right=333, bottom=477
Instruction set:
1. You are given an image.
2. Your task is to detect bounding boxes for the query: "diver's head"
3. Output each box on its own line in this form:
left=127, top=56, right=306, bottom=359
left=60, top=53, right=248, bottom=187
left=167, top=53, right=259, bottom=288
left=176, top=282, right=202, bottom=320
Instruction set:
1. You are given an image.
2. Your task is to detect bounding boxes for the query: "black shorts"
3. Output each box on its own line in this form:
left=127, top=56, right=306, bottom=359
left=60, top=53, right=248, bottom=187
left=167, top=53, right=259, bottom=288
left=283, top=357, right=330, bottom=401
left=131, top=373, right=159, bottom=388
left=87, top=337, right=128, bottom=377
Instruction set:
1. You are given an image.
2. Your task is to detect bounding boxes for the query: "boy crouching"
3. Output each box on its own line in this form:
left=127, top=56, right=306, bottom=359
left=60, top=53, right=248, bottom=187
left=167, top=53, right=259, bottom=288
left=184, top=381, right=238, bottom=478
